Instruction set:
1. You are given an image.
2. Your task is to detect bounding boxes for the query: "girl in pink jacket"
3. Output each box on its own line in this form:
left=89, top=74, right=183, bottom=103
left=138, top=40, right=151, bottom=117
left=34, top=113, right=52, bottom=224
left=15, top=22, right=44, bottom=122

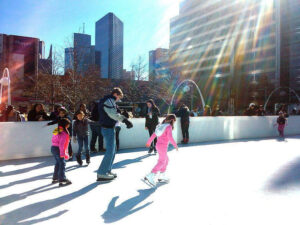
left=144, top=114, right=178, bottom=187
left=51, top=118, right=72, bottom=187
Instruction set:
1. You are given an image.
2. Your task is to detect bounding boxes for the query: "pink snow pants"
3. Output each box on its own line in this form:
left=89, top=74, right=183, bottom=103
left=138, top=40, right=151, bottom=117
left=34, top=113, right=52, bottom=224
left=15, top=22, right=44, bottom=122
left=151, top=143, right=169, bottom=174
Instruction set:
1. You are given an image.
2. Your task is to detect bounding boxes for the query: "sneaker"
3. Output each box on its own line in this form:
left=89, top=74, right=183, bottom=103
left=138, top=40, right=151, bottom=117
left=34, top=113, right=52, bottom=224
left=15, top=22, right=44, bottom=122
left=144, top=173, right=156, bottom=187
left=97, top=173, right=114, bottom=181
left=59, top=179, right=72, bottom=187
left=52, top=179, right=58, bottom=184
left=109, top=172, right=117, bottom=178
left=76, top=154, right=83, bottom=166
left=158, top=172, right=169, bottom=183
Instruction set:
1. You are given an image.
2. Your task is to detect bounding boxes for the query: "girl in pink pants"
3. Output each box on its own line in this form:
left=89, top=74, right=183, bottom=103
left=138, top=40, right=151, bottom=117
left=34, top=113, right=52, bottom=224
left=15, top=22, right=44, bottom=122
left=144, top=114, right=179, bottom=186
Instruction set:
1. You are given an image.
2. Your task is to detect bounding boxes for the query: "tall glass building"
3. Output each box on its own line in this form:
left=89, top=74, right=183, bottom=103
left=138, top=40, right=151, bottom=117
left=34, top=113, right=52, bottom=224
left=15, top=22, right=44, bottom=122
left=170, top=0, right=300, bottom=110
left=73, top=33, right=92, bottom=74
left=95, top=13, right=123, bottom=79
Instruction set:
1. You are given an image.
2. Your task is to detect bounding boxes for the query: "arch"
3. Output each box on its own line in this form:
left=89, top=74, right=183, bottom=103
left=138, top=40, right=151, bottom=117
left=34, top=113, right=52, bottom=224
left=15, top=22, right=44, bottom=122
left=168, top=79, right=206, bottom=113
left=264, top=86, right=300, bottom=110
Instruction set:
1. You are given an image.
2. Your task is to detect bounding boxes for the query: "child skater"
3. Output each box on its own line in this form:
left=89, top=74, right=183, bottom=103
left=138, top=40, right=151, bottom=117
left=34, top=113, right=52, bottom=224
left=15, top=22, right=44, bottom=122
left=144, top=114, right=179, bottom=187
left=275, top=111, right=288, bottom=138
left=51, top=118, right=72, bottom=187
left=73, top=111, right=92, bottom=166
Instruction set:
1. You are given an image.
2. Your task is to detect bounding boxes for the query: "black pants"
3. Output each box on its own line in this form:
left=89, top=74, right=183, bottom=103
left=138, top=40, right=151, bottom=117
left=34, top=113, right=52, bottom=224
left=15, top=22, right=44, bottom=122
left=148, top=126, right=157, bottom=149
left=181, top=122, right=189, bottom=139
left=90, top=124, right=104, bottom=150
left=115, top=126, right=121, bottom=150
left=68, top=140, right=73, bottom=157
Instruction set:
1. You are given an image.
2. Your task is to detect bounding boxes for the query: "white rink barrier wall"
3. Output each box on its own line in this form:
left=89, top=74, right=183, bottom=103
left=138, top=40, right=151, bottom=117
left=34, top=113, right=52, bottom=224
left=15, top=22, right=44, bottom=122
left=1, top=116, right=300, bottom=161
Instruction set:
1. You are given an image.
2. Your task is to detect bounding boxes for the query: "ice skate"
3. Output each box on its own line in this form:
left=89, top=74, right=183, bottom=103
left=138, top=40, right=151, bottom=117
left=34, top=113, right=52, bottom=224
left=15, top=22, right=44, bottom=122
left=86, top=153, right=90, bottom=165
left=142, top=173, right=156, bottom=187
left=76, top=154, right=83, bottom=166
left=158, top=172, right=169, bottom=183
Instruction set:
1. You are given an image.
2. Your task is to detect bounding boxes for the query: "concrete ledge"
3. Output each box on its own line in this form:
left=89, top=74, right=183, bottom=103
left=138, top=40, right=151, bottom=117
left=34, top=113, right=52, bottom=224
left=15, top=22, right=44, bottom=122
left=0, top=116, right=300, bottom=161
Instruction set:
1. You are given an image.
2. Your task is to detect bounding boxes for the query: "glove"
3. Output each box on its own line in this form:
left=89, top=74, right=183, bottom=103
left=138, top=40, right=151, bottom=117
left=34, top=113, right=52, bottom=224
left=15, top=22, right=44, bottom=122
left=123, top=118, right=133, bottom=129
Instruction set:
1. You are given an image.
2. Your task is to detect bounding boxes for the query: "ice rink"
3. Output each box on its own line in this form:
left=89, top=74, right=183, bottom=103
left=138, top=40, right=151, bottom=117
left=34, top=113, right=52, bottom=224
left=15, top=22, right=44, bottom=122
left=1, top=136, right=300, bottom=225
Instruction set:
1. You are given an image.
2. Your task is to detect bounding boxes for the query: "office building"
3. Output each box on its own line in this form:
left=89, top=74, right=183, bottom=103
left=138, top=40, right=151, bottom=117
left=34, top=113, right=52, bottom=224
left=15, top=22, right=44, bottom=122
left=95, top=13, right=124, bottom=79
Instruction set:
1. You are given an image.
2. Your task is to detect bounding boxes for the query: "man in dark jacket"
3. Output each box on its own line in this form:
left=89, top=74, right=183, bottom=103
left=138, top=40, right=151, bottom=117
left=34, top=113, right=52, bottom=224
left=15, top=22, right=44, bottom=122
left=97, top=88, right=133, bottom=181
left=90, top=101, right=104, bottom=152
left=176, top=104, right=190, bottom=144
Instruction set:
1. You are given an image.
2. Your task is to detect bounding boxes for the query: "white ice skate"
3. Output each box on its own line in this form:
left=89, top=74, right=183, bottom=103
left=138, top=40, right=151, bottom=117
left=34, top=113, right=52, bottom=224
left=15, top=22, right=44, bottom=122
left=142, top=173, right=157, bottom=187
left=158, top=172, right=169, bottom=183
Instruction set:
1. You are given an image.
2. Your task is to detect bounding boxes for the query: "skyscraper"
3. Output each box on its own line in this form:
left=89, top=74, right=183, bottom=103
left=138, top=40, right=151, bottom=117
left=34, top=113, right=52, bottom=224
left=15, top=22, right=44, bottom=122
left=170, top=0, right=300, bottom=110
left=95, top=13, right=123, bottom=79
left=73, top=33, right=92, bottom=74
left=65, top=47, right=74, bottom=72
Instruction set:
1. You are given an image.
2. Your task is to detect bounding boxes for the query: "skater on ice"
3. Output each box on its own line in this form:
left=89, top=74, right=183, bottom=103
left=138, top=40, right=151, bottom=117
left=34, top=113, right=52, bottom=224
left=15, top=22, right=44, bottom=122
left=50, top=118, right=72, bottom=187
left=97, top=87, right=133, bottom=181
left=275, top=111, right=288, bottom=138
left=144, top=114, right=179, bottom=187
left=73, top=110, right=92, bottom=166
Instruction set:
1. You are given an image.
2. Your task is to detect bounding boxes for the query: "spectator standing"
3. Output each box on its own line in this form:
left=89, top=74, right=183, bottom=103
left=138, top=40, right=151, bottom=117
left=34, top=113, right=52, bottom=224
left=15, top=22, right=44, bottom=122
left=145, top=99, right=160, bottom=154
left=50, top=104, right=62, bottom=120
left=176, top=104, right=190, bottom=144
left=211, top=105, right=223, bottom=116
left=3, top=105, right=21, bottom=122
left=90, top=101, right=104, bottom=153
left=203, top=105, right=211, bottom=116
left=256, top=105, right=266, bottom=116
left=28, top=104, right=50, bottom=121
left=0, top=103, right=6, bottom=122
left=97, top=87, right=133, bottom=181
left=244, top=103, right=257, bottom=116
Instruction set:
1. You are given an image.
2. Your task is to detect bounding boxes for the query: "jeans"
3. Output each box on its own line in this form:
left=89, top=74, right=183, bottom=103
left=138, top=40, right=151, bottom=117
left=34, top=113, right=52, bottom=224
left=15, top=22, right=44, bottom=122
left=77, top=135, right=89, bottom=156
left=97, top=128, right=116, bottom=175
left=115, top=126, right=121, bottom=150
left=181, top=122, right=189, bottom=139
left=51, top=146, right=66, bottom=181
left=90, top=124, right=104, bottom=150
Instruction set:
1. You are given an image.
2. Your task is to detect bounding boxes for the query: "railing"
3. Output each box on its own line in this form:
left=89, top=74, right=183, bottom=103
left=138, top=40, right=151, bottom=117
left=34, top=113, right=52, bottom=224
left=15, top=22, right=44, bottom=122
left=1, top=116, right=300, bottom=161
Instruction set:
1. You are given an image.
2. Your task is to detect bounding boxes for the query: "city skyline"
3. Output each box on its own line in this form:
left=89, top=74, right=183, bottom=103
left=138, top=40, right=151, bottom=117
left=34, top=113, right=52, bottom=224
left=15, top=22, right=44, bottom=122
left=0, top=0, right=181, bottom=71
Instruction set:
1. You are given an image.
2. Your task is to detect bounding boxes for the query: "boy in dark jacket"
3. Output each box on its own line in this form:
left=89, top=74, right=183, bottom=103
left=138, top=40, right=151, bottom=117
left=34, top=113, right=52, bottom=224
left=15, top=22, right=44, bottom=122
left=145, top=99, right=160, bottom=154
left=73, top=111, right=93, bottom=165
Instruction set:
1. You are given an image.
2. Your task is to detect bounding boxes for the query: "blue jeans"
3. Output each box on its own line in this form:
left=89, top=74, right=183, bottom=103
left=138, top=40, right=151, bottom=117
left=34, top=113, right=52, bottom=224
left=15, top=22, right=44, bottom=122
left=97, top=128, right=116, bottom=175
left=77, top=135, right=89, bottom=156
left=51, top=146, right=66, bottom=181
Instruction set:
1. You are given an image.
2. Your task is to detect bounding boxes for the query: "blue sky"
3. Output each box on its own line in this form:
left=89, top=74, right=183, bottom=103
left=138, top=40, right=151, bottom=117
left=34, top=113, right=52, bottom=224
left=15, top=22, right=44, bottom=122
left=0, top=0, right=180, bottom=70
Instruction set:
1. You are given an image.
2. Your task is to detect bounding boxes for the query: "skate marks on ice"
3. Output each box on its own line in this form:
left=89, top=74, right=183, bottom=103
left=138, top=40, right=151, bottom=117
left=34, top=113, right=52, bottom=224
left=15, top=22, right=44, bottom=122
left=0, top=183, right=99, bottom=225
left=267, top=157, right=300, bottom=192
left=102, top=183, right=167, bottom=223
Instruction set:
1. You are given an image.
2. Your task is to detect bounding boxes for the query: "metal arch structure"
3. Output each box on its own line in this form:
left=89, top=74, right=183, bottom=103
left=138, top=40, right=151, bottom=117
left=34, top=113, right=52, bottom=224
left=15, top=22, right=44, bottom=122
left=168, top=79, right=206, bottom=113
left=264, top=86, right=300, bottom=111
left=0, top=68, right=11, bottom=105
